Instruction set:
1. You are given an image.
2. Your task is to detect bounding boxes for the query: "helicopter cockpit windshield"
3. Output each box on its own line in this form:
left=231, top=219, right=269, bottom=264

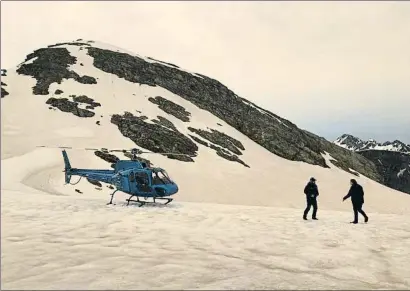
left=152, top=169, right=173, bottom=185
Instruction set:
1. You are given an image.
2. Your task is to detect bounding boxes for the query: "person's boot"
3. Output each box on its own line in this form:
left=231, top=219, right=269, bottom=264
left=303, top=216, right=307, bottom=220
left=312, top=217, right=318, bottom=220
left=350, top=221, right=358, bottom=224
left=364, top=216, right=369, bottom=223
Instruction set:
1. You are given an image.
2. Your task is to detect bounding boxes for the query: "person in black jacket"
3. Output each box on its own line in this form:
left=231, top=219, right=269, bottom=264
left=343, top=179, right=369, bottom=224
left=303, top=177, right=319, bottom=220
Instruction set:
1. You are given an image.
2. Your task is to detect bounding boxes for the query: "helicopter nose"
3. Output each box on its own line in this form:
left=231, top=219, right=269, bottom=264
left=168, top=183, right=178, bottom=194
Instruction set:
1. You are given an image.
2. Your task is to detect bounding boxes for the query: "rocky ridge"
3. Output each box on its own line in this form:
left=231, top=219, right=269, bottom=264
left=84, top=45, right=381, bottom=180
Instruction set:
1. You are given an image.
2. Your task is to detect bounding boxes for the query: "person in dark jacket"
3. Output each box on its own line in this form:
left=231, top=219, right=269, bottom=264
left=343, top=179, right=369, bottom=224
left=303, top=177, right=319, bottom=220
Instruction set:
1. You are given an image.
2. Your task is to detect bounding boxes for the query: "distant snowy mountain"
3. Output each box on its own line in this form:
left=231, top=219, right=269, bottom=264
left=334, top=134, right=410, bottom=194
left=334, top=134, right=410, bottom=153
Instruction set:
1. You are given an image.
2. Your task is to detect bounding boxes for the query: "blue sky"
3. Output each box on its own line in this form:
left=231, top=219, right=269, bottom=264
left=2, top=1, right=409, bottom=143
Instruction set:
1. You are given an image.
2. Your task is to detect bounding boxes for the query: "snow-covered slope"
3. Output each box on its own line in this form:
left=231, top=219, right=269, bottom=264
left=2, top=40, right=410, bottom=289
left=335, top=134, right=410, bottom=154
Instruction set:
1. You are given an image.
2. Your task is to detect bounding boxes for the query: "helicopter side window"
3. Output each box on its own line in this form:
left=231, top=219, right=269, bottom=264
left=154, top=170, right=171, bottom=184
left=152, top=172, right=163, bottom=185
left=135, top=172, right=149, bottom=186
left=158, top=171, right=171, bottom=184
left=129, top=172, right=135, bottom=182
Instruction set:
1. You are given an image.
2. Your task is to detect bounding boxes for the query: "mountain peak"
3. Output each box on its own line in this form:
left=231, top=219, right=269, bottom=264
left=334, top=134, right=410, bottom=154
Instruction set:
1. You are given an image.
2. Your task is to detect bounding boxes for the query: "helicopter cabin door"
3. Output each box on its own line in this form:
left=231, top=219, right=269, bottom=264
left=134, top=172, right=152, bottom=193
left=126, top=171, right=136, bottom=193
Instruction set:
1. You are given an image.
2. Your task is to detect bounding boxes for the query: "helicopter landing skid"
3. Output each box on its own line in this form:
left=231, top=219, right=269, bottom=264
left=106, top=189, right=118, bottom=205
left=126, top=196, right=173, bottom=207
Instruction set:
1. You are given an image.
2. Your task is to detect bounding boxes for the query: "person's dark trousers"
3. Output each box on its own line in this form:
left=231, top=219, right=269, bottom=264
left=352, top=202, right=368, bottom=223
left=303, top=197, right=318, bottom=219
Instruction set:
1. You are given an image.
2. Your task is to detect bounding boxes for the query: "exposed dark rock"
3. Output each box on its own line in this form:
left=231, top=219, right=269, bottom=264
left=16, top=47, right=97, bottom=95
left=85, top=46, right=381, bottom=182
left=70, top=95, right=101, bottom=108
left=358, top=150, right=410, bottom=195
left=188, top=127, right=244, bottom=155
left=188, top=134, right=249, bottom=167
left=1, top=82, right=9, bottom=98
left=147, top=57, right=180, bottom=68
left=76, top=75, right=97, bottom=84
left=137, top=115, right=148, bottom=121
left=111, top=112, right=198, bottom=162
left=87, top=178, right=103, bottom=187
left=1, top=69, right=7, bottom=76
left=148, top=96, right=191, bottom=122
left=75, top=189, right=83, bottom=194
left=1, top=88, right=9, bottom=98
left=215, top=149, right=250, bottom=168
left=96, top=121, right=100, bottom=125
left=188, top=134, right=209, bottom=147
left=55, top=89, right=64, bottom=95
left=151, top=116, right=177, bottom=131
left=80, top=63, right=84, bottom=66
left=217, top=123, right=222, bottom=126
left=46, top=97, right=95, bottom=117
left=94, top=150, right=119, bottom=164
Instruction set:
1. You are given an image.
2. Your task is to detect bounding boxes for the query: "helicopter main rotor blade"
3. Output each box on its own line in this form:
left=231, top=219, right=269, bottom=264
left=37, top=146, right=141, bottom=153
left=36, top=146, right=197, bottom=157
left=139, top=152, right=198, bottom=157
left=36, top=145, right=101, bottom=151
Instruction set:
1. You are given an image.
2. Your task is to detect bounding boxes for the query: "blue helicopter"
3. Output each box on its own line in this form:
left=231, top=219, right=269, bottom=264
left=37, top=146, right=195, bottom=207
